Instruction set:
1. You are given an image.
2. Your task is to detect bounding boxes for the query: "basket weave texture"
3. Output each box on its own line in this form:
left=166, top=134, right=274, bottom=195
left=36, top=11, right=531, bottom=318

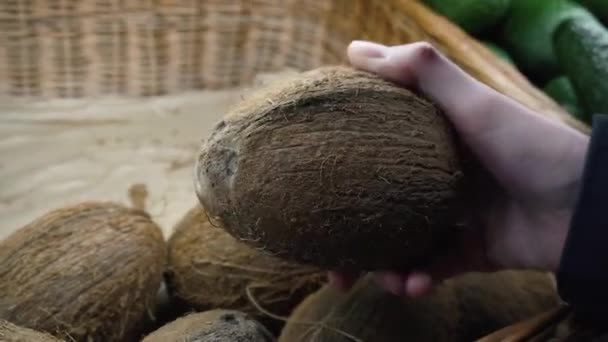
left=0, top=0, right=587, bottom=132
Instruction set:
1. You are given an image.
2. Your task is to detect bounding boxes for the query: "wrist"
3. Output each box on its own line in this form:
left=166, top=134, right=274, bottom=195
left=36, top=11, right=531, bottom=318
left=510, top=129, right=588, bottom=273
left=515, top=211, right=572, bottom=273
left=546, top=128, right=590, bottom=273
left=544, top=213, right=573, bottom=273
left=557, top=114, right=608, bottom=321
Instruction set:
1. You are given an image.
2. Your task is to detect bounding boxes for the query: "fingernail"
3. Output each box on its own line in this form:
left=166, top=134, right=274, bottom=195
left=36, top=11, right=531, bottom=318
left=349, top=40, right=387, bottom=59
left=381, top=272, right=404, bottom=296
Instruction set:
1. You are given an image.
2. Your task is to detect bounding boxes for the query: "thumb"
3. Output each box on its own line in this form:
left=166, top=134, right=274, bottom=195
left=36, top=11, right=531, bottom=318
left=347, top=40, right=498, bottom=136
left=347, top=41, right=587, bottom=196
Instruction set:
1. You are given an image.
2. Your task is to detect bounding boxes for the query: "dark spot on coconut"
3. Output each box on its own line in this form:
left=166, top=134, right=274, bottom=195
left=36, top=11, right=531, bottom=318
left=163, top=269, right=175, bottom=283
left=220, top=313, right=238, bottom=324
left=215, top=120, right=226, bottom=130
left=224, top=149, right=237, bottom=177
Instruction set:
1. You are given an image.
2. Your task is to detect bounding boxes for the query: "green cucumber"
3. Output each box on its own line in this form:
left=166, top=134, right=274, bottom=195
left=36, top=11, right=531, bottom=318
left=543, top=76, right=586, bottom=121
left=502, top=0, right=592, bottom=83
left=554, top=16, right=608, bottom=115
left=424, top=0, right=511, bottom=35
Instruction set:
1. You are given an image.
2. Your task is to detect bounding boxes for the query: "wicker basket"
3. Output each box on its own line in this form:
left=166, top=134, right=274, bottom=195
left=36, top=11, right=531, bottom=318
left=0, top=0, right=589, bottom=132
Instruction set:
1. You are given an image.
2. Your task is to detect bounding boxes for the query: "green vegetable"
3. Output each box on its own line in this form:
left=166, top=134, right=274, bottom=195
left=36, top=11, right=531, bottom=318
left=543, top=76, right=586, bottom=121
left=554, top=16, right=608, bottom=115
left=576, top=0, right=608, bottom=22
left=424, top=0, right=511, bottom=35
left=482, top=41, right=514, bottom=64
left=502, top=0, right=592, bottom=83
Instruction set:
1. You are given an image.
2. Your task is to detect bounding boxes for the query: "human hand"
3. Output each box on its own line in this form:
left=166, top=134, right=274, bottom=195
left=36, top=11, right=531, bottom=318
left=329, top=41, right=589, bottom=297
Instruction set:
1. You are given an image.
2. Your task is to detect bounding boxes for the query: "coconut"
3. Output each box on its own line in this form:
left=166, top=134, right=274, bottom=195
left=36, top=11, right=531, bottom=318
left=278, top=271, right=559, bottom=342
left=166, top=206, right=325, bottom=326
left=448, top=271, right=559, bottom=341
left=0, top=202, right=166, bottom=342
left=0, top=320, right=64, bottom=342
left=279, top=276, right=458, bottom=341
left=195, top=66, right=465, bottom=270
left=142, top=310, right=275, bottom=342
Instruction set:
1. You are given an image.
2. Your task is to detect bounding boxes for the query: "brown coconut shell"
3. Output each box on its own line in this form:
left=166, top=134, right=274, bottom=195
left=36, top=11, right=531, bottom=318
left=166, top=206, right=325, bottom=326
left=0, top=320, right=64, bottom=342
left=141, top=310, right=275, bottom=342
left=278, top=271, right=559, bottom=342
left=0, top=202, right=166, bottom=342
left=448, top=271, right=560, bottom=341
left=195, top=66, right=465, bottom=270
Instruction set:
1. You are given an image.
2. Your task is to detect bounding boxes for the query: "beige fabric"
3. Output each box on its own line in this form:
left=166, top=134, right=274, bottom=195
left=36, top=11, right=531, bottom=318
left=0, top=70, right=297, bottom=239
left=0, top=91, right=232, bottom=239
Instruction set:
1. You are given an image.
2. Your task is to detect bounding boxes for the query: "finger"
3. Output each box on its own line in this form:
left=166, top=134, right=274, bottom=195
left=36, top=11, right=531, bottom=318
left=348, top=40, right=575, bottom=139
left=327, top=271, right=357, bottom=291
left=348, top=40, right=493, bottom=135
left=374, top=271, right=406, bottom=296
left=348, top=40, right=417, bottom=88
left=348, top=41, right=588, bottom=197
left=404, top=271, right=434, bottom=298
left=425, top=227, right=494, bottom=281
left=375, top=271, right=434, bottom=298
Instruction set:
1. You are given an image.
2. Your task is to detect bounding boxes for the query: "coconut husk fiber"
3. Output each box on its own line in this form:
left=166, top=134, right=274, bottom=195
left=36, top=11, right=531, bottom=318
left=0, top=320, right=64, bottom=342
left=142, top=310, right=275, bottom=342
left=0, top=202, right=166, bottom=342
left=278, top=271, right=559, bottom=342
left=196, top=66, right=466, bottom=271
left=166, top=205, right=325, bottom=330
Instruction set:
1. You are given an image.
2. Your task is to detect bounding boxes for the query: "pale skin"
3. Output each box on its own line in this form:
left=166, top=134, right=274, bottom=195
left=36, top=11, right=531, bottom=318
left=328, top=40, right=590, bottom=297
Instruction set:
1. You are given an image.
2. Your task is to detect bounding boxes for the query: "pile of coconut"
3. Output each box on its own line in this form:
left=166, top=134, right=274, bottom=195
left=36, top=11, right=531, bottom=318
left=1, top=67, right=560, bottom=342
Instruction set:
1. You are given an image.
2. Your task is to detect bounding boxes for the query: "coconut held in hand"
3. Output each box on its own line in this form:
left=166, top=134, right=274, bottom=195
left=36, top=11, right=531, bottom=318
left=195, top=66, right=465, bottom=270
